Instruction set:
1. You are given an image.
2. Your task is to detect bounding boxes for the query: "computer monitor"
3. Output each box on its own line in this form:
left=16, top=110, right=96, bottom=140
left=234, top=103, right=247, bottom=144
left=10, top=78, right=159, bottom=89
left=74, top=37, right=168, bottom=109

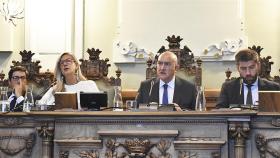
left=80, top=92, right=108, bottom=111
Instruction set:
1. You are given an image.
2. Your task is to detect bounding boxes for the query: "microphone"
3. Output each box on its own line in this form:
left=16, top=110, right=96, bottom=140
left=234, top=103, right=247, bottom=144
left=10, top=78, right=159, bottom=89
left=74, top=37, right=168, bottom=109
left=34, top=81, right=56, bottom=101
left=239, top=78, right=243, bottom=96
left=147, top=78, right=156, bottom=106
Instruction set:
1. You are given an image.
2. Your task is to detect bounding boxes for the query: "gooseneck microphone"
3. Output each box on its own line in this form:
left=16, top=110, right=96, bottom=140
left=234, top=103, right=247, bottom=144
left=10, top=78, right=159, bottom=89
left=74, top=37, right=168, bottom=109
left=147, top=78, right=155, bottom=106
left=34, top=81, right=56, bottom=101
left=239, top=78, right=243, bottom=96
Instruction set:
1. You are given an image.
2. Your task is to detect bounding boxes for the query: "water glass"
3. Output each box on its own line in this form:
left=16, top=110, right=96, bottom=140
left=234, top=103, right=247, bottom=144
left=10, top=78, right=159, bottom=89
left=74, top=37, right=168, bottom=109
left=126, top=100, right=137, bottom=111
left=0, top=87, right=9, bottom=112
left=23, top=85, right=34, bottom=112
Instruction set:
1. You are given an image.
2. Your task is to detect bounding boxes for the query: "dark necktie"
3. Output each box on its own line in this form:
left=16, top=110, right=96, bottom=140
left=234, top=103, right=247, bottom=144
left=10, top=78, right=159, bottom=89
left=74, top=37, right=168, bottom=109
left=162, top=84, right=168, bottom=105
left=10, top=96, right=17, bottom=111
left=246, top=84, right=253, bottom=105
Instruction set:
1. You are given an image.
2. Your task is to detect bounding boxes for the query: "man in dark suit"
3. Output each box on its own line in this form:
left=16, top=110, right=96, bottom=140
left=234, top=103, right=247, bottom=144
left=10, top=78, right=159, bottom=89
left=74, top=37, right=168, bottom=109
left=136, top=51, right=196, bottom=110
left=8, top=66, right=28, bottom=112
left=216, top=49, right=280, bottom=108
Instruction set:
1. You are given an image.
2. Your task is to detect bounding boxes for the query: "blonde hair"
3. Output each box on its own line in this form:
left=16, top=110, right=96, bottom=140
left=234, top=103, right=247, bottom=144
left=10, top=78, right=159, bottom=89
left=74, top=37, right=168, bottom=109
left=53, top=52, right=87, bottom=92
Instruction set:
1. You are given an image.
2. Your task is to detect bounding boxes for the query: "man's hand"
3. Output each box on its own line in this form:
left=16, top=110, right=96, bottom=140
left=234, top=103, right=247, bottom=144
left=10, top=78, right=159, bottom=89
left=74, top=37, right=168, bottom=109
left=14, top=80, right=25, bottom=97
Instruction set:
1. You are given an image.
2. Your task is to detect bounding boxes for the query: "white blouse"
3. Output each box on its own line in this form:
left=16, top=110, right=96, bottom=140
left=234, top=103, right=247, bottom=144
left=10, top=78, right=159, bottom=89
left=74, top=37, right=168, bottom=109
left=38, top=80, right=99, bottom=109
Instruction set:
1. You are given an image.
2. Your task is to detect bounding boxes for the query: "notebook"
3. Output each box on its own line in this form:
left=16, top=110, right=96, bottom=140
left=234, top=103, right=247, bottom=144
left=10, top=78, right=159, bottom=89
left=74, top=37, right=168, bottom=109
left=258, top=91, right=280, bottom=112
left=80, top=92, right=108, bottom=111
left=54, top=92, right=78, bottom=110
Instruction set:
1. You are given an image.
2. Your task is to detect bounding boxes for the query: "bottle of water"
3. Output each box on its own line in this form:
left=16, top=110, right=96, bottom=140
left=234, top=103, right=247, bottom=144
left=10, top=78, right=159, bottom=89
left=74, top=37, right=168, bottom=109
left=195, top=86, right=206, bottom=111
left=0, top=87, right=9, bottom=112
left=113, top=86, right=124, bottom=110
left=23, top=85, right=34, bottom=112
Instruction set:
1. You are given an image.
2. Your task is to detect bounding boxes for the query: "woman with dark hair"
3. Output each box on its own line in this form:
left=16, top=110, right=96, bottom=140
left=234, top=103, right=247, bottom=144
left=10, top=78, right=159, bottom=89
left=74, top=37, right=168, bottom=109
left=39, top=52, right=99, bottom=108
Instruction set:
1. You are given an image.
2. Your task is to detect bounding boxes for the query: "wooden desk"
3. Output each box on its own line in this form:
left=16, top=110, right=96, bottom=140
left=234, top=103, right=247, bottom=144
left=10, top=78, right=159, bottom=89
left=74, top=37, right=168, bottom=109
left=1, top=111, right=279, bottom=158
left=122, top=88, right=221, bottom=109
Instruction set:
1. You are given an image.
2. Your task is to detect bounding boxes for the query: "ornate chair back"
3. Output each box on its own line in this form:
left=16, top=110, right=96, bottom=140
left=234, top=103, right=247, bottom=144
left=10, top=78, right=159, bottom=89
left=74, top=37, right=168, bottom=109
left=225, top=45, right=280, bottom=85
left=10, top=50, right=55, bottom=100
left=146, top=35, right=202, bottom=86
left=80, top=48, right=122, bottom=107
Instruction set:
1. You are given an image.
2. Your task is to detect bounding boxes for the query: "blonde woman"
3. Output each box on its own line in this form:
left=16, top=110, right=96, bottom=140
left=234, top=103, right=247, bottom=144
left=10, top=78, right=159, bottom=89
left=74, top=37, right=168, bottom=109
left=39, top=52, right=99, bottom=107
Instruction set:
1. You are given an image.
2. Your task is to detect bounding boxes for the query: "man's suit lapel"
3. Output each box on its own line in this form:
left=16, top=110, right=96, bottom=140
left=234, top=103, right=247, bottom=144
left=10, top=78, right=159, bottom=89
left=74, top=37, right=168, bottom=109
left=173, top=77, right=181, bottom=103
left=235, top=78, right=244, bottom=104
left=150, top=79, right=160, bottom=103
left=258, top=78, right=266, bottom=90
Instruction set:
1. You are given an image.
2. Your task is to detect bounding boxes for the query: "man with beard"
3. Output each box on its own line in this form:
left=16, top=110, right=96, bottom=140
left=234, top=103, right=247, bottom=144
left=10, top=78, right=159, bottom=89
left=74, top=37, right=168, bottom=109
left=216, top=49, right=280, bottom=108
left=136, top=51, right=197, bottom=111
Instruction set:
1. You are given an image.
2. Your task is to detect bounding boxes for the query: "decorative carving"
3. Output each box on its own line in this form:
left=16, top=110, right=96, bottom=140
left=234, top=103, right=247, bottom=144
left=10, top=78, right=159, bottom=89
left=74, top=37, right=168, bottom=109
left=255, top=133, right=280, bottom=158
left=178, top=151, right=198, bottom=158
left=37, top=122, right=54, bottom=158
left=0, top=133, right=36, bottom=157
left=9, top=50, right=55, bottom=99
left=3, top=117, right=23, bottom=126
left=122, top=138, right=154, bottom=157
left=55, top=119, right=227, bottom=124
left=0, top=71, right=8, bottom=86
left=211, top=151, right=220, bottom=158
left=80, top=48, right=121, bottom=86
left=59, top=150, right=69, bottom=158
left=229, top=122, right=250, bottom=158
left=105, top=138, right=171, bottom=158
left=37, top=122, right=54, bottom=140
left=146, top=35, right=202, bottom=86
left=74, top=150, right=99, bottom=158
left=272, top=118, right=280, bottom=127
left=156, top=139, right=171, bottom=157
left=105, top=138, right=117, bottom=158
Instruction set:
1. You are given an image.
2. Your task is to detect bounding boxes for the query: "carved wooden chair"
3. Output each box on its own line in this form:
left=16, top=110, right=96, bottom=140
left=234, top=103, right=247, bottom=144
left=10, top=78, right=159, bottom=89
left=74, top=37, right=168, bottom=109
left=79, top=48, right=122, bottom=106
left=146, top=35, right=202, bottom=86
left=225, top=45, right=280, bottom=85
left=10, top=50, right=55, bottom=99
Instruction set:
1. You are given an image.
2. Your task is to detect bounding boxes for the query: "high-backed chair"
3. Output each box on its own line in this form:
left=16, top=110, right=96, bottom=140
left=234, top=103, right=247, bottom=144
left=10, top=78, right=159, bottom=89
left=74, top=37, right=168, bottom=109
left=10, top=50, right=55, bottom=100
left=80, top=48, right=122, bottom=107
left=225, top=45, right=280, bottom=85
left=146, top=35, right=202, bottom=86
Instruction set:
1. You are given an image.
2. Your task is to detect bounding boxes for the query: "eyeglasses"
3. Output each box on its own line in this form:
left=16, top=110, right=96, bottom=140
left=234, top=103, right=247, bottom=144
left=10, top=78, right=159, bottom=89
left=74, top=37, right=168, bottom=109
left=60, top=58, right=74, bottom=65
left=12, top=76, right=26, bottom=80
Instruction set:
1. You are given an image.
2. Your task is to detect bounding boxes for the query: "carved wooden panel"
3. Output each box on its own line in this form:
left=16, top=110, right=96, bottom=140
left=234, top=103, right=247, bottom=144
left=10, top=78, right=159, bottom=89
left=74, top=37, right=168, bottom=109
left=9, top=50, right=55, bottom=99
left=80, top=48, right=121, bottom=86
left=146, top=35, right=202, bottom=86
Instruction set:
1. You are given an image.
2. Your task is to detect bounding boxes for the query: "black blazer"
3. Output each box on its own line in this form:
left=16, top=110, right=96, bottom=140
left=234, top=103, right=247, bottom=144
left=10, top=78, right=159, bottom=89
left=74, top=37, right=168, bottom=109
left=136, top=76, right=197, bottom=110
left=216, top=77, right=280, bottom=108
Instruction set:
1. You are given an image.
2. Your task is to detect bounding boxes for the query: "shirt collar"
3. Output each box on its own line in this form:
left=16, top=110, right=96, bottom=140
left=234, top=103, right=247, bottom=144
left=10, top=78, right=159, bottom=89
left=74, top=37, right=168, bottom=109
left=159, top=76, right=175, bottom=88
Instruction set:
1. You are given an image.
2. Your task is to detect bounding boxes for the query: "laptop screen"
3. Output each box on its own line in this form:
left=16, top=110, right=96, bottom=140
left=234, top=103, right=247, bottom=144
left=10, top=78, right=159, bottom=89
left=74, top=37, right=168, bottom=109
left=258, top=91, right=280, bottom=112
left=80, top=92, right=108, bottom=111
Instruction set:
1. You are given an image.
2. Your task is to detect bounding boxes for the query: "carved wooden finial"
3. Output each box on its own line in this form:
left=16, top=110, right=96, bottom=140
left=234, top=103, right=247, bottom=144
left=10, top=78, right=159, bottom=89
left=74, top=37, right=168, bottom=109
left=87, top=48, right=102, bottom=60
left=248, top=45, right=263, bottom=56
left=225, top=68, right=232, bottom=81
left=166, top=35, right=183, bottom=49
left=20, top=50, right=35, bottom=63
left=0, top=71, right=5, bottom=81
